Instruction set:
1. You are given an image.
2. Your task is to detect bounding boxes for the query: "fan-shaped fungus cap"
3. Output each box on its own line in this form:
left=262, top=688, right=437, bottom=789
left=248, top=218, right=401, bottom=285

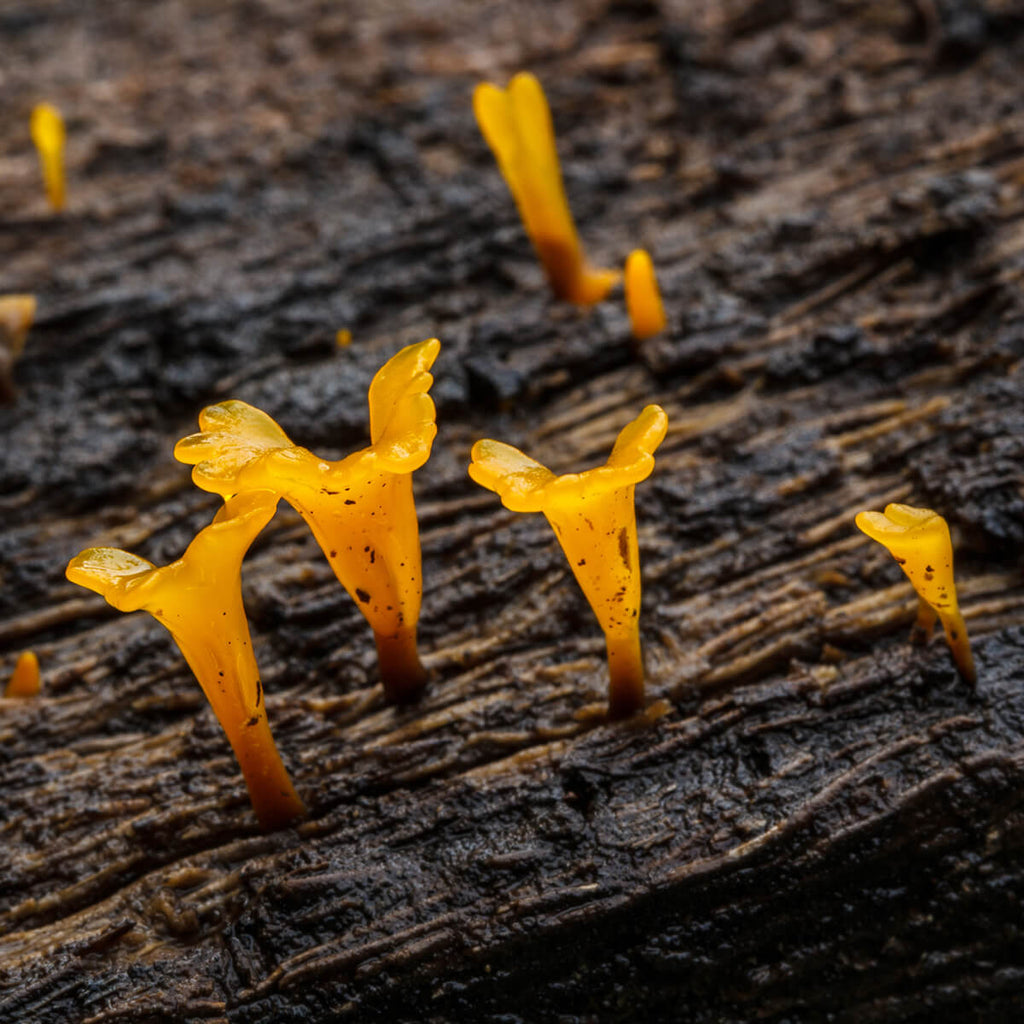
left=0, top=295, right=36, bottom=402
left=30, top=103, right=66, bottom=212
left=66, top=492, right=305, bottom=830
left=470, top=404, right=668, bottom=719
left=174, top=339, right=440, bottom=703
left=473, top=72, right=618, bottom=305
left=624, top=249, right=666, bottom=341
left=855, top=503, right=976, bottom=686
left=5, top=651, right=41, bottom=698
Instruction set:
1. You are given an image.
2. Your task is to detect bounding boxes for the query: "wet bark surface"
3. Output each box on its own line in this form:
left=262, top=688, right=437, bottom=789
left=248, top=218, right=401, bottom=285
left=2, top=0, right=1024, bottom=1021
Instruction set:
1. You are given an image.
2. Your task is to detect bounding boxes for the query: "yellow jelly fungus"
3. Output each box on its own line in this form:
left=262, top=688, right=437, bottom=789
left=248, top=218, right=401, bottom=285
left=336, top=328, right=353, bottom=348
left=473, top=72, right=619, bottom=305
left=174, top=338, right=440, bottom=703
left=5, top=651, right=41, bottom=698
left=624, top=249, right=666, bottom=340
left=469, top=404, right=668, bottom=719
left=0, top=294, right=36, bottom=402
left=30, top=103, right=66, bottom=212
left=66, top=492, right=305, bottom=830
left=855, top=503, right=976, bottom=687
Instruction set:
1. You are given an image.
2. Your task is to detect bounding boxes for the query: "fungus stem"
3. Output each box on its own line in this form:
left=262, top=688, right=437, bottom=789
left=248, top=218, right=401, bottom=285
left=30, top=104, right=66, bottom=212
left=161, top=594, right=305, bottom=830
left=374, top=626, right=428, bottom=704
left=605, top=628, right=644, bottom=720
left=911, top=596, right=938, bottom=645
left=625, top=249, right=667, bottom=340
left=939, top=608, right=975, bottom=687
left=5, top=651, right=41, bottom=698
left=219, top=704, right=304, bottom=831
left=67, top=493, right=305, bottom=830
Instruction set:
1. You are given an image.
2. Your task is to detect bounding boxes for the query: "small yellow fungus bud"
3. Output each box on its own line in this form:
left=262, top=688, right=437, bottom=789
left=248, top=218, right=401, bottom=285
left=473, top=72, right=619, bottom=305
left=855, top=503, right=976, bottom=686
left=624, top=249, right=666, bottom=340
left=66, top=493, right=305, bottom=830
left=336, top=328, right=353, bottom=348
left=5, top=651, right=41, bottom=698
left=30, top=103, right=66, bottom=212
left=175, top=339, right=440, bottom=703
left=0, top=294, right=36, bottom=402
left=469, top=404, right=668, bottom=719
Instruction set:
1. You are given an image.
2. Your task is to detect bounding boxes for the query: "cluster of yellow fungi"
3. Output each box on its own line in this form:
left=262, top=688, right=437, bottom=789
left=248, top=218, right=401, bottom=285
left=66, top=340, right=440, bottom=828
left=474, top=73, right=666, bottom=338
left=50, top=70, right=981, bottom=836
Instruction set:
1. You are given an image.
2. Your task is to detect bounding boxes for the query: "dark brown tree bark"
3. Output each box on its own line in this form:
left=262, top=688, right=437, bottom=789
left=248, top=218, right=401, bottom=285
left=2, top=1, right=1024, bottom=1021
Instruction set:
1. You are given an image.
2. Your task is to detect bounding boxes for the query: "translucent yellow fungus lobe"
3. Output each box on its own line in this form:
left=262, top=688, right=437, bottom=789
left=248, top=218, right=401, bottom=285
left=624, top=249, right=666, bottom=340
left=473, top=72, right=618, bottom=305
left=469, top=404, right=668, bottom=719
left=175, top=339, right=440, bottom=703
left=0, top=295, right=36, bottom=402
left=66, top=493, right=305, bottom=830
left=5, top=651, right=41, bottom=698
left=30, top=103, right=66, bottom=211
left=855, top=503, right=976, bottom=686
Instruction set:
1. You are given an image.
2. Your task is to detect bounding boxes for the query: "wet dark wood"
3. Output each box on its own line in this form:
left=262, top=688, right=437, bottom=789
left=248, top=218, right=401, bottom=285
left=2, top=1, right=1024, bottom=1021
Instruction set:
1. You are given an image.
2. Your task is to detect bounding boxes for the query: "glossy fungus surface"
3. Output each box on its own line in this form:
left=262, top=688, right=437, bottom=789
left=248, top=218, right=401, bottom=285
left=67, top=492, right=305, bottom=829
left=474, top=72, right=618, bottom=305
left=175, top=339, right=440, bottom=702
left=470, top=404, right=668, bottom=718
left=856, top=502, right=976, bottom=686
left=30, top=103, right=66, bottom=211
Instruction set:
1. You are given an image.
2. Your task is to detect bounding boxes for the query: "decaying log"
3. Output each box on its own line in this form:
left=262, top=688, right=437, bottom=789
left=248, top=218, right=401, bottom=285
left=2, top=1, right=1024, bottom=1021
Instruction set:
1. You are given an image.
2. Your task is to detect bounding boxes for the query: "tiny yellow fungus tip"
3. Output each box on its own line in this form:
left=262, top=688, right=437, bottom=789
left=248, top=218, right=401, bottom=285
left=5, top=651, right=41, bottom=698
left=175, top=338, right=441, bottom=703
left=625, top=249, right=666, bottom=341
left=30, top=103, right=66, bottom=212
left=469, top=404, right=668, bottom=718
left=855, top=502, right=976, bottom=687
left=66, top=492, right=305, bottom=830
left=473, top=72, right=618, bottom=305
left=0, top=295, right=37, bottom=402
left=336, top=328, right=352, bottom=348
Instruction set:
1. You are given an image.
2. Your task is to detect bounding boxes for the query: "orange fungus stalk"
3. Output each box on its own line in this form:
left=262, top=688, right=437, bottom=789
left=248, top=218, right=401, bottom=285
left=624, top=249, right=666, bottom=340
left=174, top=339, right=440, bottom=703
left=66, top=492, right=305, bottom=830
left=469, top=404, right=668, bottom=719
left=473, top=72, right=618, bottom=305
left=30, top=104, right=66, bottom=212
left=5, top=651, right=41, bottom=698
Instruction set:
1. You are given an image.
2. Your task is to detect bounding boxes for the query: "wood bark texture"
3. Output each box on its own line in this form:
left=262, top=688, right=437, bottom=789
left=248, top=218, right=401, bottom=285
left=2, top=1, right=1024, bottom=1021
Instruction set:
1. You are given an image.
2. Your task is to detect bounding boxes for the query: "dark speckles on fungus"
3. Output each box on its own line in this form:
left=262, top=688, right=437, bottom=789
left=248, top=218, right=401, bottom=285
left=469, top=404, right=668, bottom=719
left=856, top=502, right=976, bottom=686
left=174, top=339, right=441, bottom=704
left=65, top=492, right=305, bottom=830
